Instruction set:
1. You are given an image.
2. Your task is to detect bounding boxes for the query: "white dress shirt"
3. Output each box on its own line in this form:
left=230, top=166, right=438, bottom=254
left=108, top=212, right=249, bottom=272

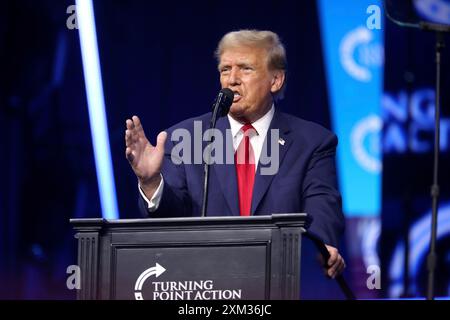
left=139, top=105, right=275, bottom=211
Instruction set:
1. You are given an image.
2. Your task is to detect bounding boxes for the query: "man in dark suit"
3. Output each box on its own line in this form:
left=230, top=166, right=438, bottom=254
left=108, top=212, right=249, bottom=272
left=125, top=30, right=345, bottom=278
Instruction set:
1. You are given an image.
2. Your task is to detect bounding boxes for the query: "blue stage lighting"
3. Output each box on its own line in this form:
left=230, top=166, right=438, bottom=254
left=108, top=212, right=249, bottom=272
left=76, top=0, right=119, bottom=219
left=318, top=0, right=384, bottom=217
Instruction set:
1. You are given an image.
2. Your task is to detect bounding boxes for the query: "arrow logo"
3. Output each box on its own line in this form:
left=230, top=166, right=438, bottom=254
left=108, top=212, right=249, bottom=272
left=134, top=263, right=166, bottom=300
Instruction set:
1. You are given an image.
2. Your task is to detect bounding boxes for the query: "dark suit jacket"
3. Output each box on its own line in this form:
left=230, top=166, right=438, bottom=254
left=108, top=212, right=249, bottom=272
left=139, top=110, right=344, bottom=247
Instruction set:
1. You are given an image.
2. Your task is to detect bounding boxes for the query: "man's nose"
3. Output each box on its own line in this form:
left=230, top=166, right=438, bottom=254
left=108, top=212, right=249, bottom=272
left=227, top=68, right=241, bottom=86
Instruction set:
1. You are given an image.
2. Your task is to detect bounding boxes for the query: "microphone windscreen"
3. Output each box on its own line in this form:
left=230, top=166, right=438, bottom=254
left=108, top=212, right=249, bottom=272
left=220, top=88, right=234, bottom=108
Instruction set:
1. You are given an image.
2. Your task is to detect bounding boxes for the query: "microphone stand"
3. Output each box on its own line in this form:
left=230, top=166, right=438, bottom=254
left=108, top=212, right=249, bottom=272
left=418, top=22, right=450, bottom=300
left=201, top=101, right=221, bottom=217
left=201, top=89, right=232, bottom=217
left=384, top=2, right=450, bottom=297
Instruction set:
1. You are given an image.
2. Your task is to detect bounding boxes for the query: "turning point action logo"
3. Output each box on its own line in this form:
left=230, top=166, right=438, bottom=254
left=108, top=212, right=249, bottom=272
left=134, top=263, right=242, bottom=300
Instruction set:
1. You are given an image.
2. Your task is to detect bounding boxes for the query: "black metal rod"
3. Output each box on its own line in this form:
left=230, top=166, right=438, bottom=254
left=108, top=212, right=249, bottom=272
left=201, top=98, right=222, bottom=217
left=426, top=31, right=444, bottom=301
left=201, top=159, right=211, bottom=217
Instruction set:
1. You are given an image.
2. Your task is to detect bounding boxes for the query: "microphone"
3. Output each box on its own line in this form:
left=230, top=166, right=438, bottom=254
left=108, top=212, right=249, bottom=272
left=201, top=88, right=234, bottom=217
left=211, top=88, right=234, bottom=118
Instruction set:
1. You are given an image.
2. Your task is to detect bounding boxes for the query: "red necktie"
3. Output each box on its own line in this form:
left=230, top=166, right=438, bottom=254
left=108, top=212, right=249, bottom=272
left=235, top=124, right=256, bottom=216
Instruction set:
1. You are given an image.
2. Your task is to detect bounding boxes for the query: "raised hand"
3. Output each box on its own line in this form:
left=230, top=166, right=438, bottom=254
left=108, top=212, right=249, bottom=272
left=125, top=115, right=167, bottom=198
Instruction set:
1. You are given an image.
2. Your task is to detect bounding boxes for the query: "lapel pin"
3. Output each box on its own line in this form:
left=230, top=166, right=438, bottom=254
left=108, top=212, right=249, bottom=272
left=278, top=138, right=285, bottom=146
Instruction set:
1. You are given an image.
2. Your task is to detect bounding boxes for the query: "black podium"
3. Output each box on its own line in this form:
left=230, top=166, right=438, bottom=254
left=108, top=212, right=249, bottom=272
left=71, top=214, right=310, bottom=300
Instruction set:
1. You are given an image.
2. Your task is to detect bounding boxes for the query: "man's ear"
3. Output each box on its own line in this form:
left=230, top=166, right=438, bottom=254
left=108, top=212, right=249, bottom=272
left=270, top=70, right=286, bottom=93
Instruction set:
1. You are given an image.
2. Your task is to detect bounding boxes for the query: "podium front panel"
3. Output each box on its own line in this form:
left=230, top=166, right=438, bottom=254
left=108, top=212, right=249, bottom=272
left=114, top=244, right=268, bottom=300
left=71, top=214, right=308, bottom=300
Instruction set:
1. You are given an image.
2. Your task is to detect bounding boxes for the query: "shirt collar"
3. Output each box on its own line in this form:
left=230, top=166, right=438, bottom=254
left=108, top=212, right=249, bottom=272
left=227, top=104, right=275, bottom=138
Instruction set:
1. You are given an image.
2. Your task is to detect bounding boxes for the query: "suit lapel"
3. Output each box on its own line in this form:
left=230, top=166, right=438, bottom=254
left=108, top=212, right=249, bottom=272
left=251, top=110, right=292, bottom=213
left=211, top=116, right=240, bottom=216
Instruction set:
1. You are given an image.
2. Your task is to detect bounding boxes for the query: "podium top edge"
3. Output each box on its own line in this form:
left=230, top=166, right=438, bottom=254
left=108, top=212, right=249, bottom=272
left=70, top=213, right=310, bottom=229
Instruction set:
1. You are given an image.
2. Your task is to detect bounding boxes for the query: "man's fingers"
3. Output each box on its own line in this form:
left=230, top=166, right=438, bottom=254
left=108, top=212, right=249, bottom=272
left=126, top=119, right=134, bottom=130
left=327, top=257, right=345, bottom=279
left=125, top=130, right=133, bottom=146
left=327, top=263, right=339, bottom=278
left=126, top=115, right=152, bottom=147
left=132, top=115, right=142, bottom=131
left=327, top=251, right=338, bottom=267
left=126, top=118, right=139, bottom=145
left=323, top=245, right=345, bottom=279
left=156, top=131, right=167, bottom=152
left=131, top=115, right=151, bottom=144
left=328, top=256, right=337, bottom=267
left=325, top=244, right=338, bottom=266
left=327, top=258, right=337, bottom=276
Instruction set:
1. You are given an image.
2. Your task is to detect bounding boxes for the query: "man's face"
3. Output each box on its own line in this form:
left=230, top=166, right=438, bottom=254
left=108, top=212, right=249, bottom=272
left=219, top=46, right=284, bottom=123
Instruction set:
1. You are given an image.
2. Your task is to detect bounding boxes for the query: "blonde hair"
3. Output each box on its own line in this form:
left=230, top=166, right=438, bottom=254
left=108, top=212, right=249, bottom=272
left=215, top=29, right=287, bottom=100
